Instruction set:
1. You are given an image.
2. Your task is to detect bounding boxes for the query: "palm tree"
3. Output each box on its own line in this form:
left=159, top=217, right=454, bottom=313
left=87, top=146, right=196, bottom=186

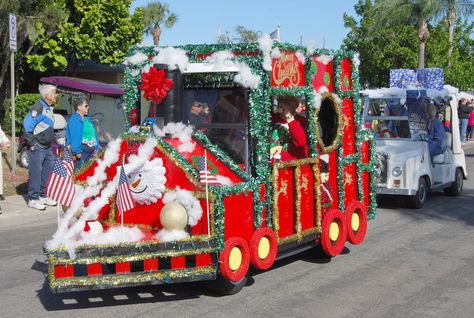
left=372, top=0, right=445, bottom=69
left=438, top=0, right=474, bottom=67
left=142, top=2, right=177, bottom=46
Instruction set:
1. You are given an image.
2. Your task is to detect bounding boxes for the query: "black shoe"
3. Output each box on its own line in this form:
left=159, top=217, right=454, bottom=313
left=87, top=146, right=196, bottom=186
left=0, top=195, right=4, bottom=201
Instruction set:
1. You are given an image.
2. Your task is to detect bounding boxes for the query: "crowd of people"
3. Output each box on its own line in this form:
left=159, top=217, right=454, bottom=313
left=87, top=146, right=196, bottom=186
left=21, top=84, right=100, bottom=210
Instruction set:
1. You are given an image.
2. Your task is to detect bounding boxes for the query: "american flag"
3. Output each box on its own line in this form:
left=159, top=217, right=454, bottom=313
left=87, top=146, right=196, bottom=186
left=116, top=165, right=135, bottom=214
left=46, top=157, right=76, bottom=206
left=199, top=156, right=220, bottom=185
left=63, top=147, right=74, bottom=176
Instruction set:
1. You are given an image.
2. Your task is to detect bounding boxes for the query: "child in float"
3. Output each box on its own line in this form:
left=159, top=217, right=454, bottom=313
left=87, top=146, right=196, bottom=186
left=319, top=154, right=333, bottom=213
left=270, top=96, right=308, bottom=162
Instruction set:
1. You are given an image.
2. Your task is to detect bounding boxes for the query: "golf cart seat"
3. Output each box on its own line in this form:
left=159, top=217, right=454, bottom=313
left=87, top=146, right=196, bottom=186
left=433, top=131, right=452, bottom=164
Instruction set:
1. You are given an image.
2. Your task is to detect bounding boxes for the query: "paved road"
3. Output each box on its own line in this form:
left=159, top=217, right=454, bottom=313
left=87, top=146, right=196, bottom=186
left=0, top=145, right=473, bottom=318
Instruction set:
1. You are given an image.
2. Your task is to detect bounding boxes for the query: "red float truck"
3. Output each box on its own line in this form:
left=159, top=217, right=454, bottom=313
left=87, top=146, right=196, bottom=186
left=45, top=43, right=376, bottom=295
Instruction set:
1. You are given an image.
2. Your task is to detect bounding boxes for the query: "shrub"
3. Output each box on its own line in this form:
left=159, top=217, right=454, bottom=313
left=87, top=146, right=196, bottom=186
left=3, top=94, right=40, bottom=135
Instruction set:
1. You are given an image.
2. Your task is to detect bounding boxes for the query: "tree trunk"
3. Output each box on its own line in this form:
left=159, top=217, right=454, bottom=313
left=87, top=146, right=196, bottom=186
left=152, top=27, right=162, bottom=46
left=417, top=19, right=429, bottom=69
left=447, top=8, right=456, bottom=69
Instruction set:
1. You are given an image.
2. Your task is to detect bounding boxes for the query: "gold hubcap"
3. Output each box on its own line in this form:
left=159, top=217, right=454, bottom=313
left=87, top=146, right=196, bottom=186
left=329, top=221, right=340, bottom=242
left=258, top=237, right=270, bottom=260
left=351, top=213, right=360, bottom=231
left=229, top=246, right=242, bottom=271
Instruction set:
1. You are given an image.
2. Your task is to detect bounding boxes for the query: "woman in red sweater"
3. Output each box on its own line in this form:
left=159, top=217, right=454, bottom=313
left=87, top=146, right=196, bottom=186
left=270, top=96, right=308, bottom=161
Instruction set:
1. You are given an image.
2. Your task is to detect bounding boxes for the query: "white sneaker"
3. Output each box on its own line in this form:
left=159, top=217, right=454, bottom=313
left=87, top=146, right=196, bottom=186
left=39, top=197, right=57, bottom=206
left=29, top=200, right=46, bottom=210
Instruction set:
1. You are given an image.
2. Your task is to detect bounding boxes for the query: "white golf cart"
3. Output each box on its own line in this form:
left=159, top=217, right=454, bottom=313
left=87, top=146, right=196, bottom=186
left=362, top=86, right=468, bottom=208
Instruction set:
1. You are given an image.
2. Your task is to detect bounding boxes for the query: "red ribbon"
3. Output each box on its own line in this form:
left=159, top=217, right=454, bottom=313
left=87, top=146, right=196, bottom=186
left=139, top=67, right=174, bottom=104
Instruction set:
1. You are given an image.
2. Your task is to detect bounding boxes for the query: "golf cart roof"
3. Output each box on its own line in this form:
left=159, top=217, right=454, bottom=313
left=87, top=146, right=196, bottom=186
left=40, top=76, right=124, bottom=97
left=361, top=85, right=460, bottom=100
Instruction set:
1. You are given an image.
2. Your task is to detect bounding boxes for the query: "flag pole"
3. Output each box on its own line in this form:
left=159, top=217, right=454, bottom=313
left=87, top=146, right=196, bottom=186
left=121, top=155, right=125, bottom=228
left=57, top=204, right=61, bottom=227
left=204, top=150, right=210, bottom=237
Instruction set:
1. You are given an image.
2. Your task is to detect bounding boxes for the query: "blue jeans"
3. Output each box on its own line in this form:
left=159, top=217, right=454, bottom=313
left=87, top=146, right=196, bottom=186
left=74, top=144, right=95, bottom=171
left=459, top=118, right=468, bottom=142
left=28, top=144, right=54, bottom=200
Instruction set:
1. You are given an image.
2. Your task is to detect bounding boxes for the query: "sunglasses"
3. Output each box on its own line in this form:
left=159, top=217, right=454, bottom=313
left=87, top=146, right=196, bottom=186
left=83, top=104, right=89, bottom=108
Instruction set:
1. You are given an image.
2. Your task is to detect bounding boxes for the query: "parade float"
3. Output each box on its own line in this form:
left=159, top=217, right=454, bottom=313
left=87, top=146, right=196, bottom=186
left=44, top=37, right=377, bottom=295
left=362, top=68, right=468, bottom=208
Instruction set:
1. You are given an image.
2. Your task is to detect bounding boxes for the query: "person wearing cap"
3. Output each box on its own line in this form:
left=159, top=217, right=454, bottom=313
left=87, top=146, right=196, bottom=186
left=271, top=96, right=308, bottom=161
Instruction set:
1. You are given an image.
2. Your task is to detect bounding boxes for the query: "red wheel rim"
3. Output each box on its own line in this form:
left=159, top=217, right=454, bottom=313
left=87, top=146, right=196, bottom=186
left=219, top=237, right=250, bottom=282
left=321, top=209, right=347, bottom=257
left=346, top=200, right=368, bottom=245
left=249, top=227, right=277, bottom=270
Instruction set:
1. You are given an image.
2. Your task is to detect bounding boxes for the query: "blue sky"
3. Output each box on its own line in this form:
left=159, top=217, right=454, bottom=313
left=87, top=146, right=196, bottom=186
left=131, top=1, right=358, bottom=49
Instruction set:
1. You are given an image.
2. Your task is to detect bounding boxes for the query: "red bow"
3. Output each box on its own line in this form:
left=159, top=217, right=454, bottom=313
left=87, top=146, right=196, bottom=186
left=140, top=67, right=174, bottom=104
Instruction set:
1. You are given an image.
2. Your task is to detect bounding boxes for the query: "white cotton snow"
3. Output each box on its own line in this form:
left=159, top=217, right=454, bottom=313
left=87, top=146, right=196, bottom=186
left=295, top=50, right=306, bottom=65
left=306, top=41, right=315, bottom=55
left=234, top=62, right=261, bottom=89
left=152, top=46, right=189, bottom=72
left=206, top=50, right=235, bottom=70
left=155, top=229, right=189, bottom=242
left=123, top=52, right=148, bottom=66
left=271, top=47, right=282, bottom=59
left=316, top=54, right=333, bottom=65
left=215, top=175, right=233, bottom=186
left=258, top=33, right=273, bottom=71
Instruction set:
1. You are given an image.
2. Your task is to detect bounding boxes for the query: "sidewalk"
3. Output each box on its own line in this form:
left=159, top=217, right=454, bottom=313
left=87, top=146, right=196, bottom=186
left=0, top=194, right=59, bottom=228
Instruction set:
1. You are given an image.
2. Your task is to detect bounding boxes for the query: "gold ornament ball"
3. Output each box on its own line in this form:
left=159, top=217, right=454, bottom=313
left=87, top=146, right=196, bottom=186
left=160, top=201, right=188, bottom=231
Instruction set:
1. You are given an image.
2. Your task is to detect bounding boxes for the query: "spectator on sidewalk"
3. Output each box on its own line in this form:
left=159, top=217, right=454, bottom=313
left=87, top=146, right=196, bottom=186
left=66, top=95, right=101, bottom=170
left=0, top=124, right=10, bottom=214
left=458, top=98, right=473, bottom=142
left=23, top=84, right=57, bottom=210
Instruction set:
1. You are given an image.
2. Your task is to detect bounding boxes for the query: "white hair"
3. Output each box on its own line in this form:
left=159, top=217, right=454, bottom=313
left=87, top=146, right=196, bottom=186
left=38, top=84, right=56, bottom=99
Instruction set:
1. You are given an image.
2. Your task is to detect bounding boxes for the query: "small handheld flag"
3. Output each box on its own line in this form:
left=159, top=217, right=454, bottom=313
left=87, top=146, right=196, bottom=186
left=46, top=157, right=75, bottom=206
left=198, top=156, right=220, bottom=185
left=116, top=165, right=135, bottom=214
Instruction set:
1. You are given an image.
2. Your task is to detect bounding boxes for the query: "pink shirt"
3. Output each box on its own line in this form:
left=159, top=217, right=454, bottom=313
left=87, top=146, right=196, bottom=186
left=469, top=110, right=474, bottom=126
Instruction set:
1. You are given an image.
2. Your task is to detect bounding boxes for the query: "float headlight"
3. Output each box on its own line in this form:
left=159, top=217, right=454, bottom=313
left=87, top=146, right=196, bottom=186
left=392, top=166, right=403, bottom=177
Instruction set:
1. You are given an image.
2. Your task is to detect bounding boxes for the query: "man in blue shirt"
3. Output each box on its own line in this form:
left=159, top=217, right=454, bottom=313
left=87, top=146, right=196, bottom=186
left=427, top=104, right=446, bottom=162
left=23, top=84, right=57, bottom=210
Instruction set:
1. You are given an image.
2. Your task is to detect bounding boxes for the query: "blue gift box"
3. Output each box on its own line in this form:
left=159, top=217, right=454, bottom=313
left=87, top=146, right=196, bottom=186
left=416, top=68, right=444, bottom=90
left=389, top=69, right=418, bottom=88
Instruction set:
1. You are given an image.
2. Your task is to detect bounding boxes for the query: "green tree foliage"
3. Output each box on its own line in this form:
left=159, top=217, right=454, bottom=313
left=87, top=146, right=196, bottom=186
left=3, top=94, right=39, bottom=134
left=371, top=0, right=445, bottom=69
left=343, top=0, right=474, bottom=90
left=142, top=2, right=177, bottom=46
left=27, top=0, right=145, bottom=72
left=216, top=25, right=259, bottom=44
left=343, top=0, right=418, bottom=87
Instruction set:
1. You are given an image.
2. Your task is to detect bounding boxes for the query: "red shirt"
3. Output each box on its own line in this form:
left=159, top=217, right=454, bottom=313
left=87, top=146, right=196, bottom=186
left=271, top=114, right=308, bottom=160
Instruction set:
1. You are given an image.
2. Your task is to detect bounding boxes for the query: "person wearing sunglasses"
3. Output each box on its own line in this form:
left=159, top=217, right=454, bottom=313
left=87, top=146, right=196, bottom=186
left=66, top=95, right=101, bottom=170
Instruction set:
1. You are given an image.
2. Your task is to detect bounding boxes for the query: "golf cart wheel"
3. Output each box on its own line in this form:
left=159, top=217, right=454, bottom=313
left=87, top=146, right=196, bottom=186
left=19, top=147, right=29, bottom=168
left=408, top=177, right=428, bottom=209
left=444, top=168, right=463, bottom=196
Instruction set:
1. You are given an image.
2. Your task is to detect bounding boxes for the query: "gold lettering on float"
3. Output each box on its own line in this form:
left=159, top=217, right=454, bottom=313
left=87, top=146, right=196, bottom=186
left=278, top=179, right=288, bottom=197
left=273, top=54, right=300, bottom=86
left=301, top=174, right=309, bottom=191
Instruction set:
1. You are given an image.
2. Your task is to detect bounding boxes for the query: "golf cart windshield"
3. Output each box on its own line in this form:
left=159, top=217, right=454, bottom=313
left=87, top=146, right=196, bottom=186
left=364, top=98, right=411, bottom=139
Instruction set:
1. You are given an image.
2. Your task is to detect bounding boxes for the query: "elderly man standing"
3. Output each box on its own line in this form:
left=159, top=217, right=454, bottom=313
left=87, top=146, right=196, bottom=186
left=23, top=84, right=57, bottom=210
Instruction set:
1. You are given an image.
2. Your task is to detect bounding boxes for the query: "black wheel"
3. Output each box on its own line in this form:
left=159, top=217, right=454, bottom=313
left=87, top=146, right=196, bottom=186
left=19, top=147, right=29, bottom=168
left=408, top=177, right=428, bottom=209
left=444, top=168, right=463, bottom=196
left=204, top=275, right=247, bottom=296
